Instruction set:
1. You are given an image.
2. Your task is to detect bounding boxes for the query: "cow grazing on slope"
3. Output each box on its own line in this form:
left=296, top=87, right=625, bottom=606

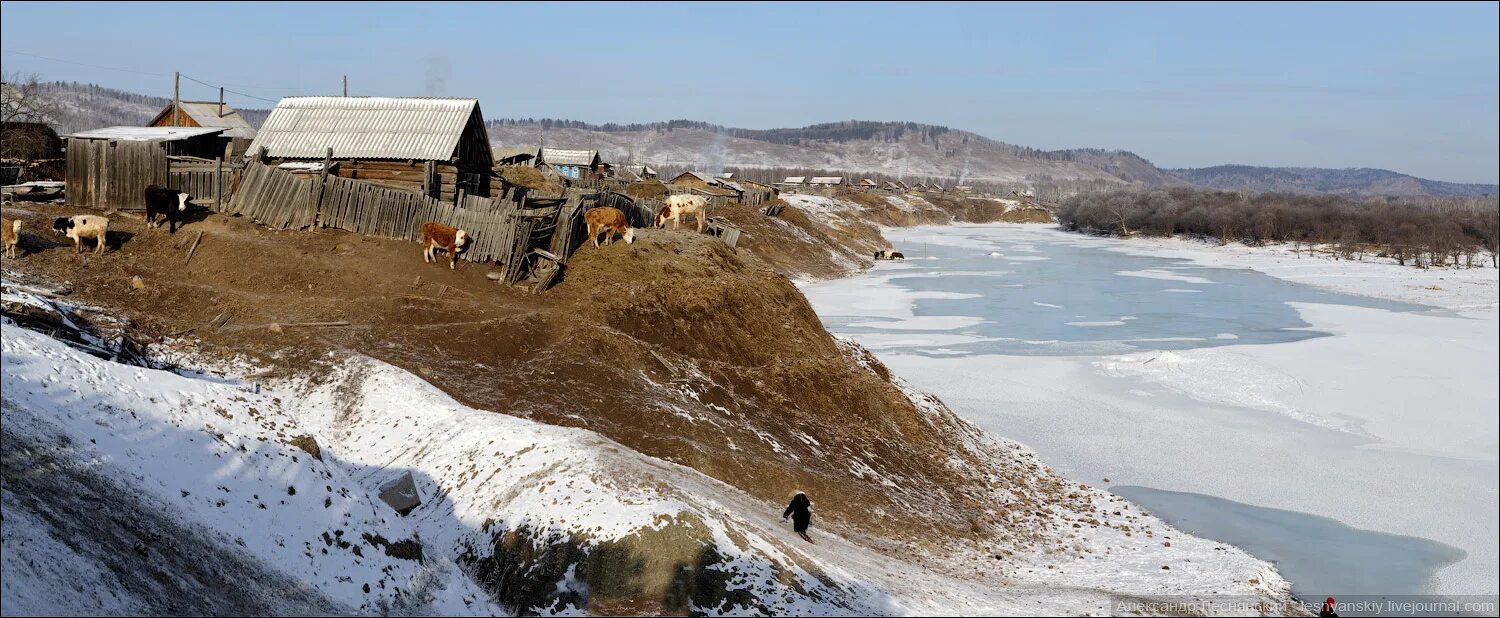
left=656, top=194, right=709, bottom=233
left=144, top=185, right=192, bottom=234
left=421, top=222, right=469, bottom=269
left=52, top=215, right=110, bottom=254
left=584, top=207, right=636, bottom=248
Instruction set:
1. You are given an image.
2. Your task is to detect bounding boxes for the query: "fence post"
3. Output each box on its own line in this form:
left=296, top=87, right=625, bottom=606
left=215, top=156, right=223, bottom=211
left=314, top=147, right=332, bottom=226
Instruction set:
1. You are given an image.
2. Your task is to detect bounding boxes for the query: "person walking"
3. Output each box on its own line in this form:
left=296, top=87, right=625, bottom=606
left=783, top=491, right=814, bottom=543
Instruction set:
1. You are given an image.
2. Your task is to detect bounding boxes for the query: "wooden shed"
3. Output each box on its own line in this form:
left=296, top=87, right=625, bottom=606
left=246, top=96, right=495, bottom=201
left=64, top=126, right=229, bottom=210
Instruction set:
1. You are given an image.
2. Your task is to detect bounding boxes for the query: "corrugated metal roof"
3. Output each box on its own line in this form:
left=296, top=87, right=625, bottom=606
left=809, top=176, right=844, bottom=185
left=781, top=176, right=806, bottom=184
left=540, top=148, right=598, bottom=166
left=154, top=101, right=257, bottom=139
left=247, top=96, right=480, bottom=160
left=66, top=126, right=227, bottom=141
left=717, top=172, right=733, bottom=179
left=859, top=179, right=878, bottom=186
left=718, top=180, right=746, bottom=193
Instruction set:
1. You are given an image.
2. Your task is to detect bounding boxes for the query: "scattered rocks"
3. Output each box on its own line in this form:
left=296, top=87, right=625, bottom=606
left=130, top=275, right=145, bottom=290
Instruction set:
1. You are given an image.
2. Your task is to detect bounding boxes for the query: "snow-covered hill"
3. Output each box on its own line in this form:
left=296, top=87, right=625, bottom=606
left=2, top=279, right=1293, bottom=615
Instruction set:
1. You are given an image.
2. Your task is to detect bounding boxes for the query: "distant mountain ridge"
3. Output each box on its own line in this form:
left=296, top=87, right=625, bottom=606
left=1167, top=165, right=1497, bottom=197
left=34, top=81, right=270, bottom=137
left=21, top=82, right=1491, bottom=197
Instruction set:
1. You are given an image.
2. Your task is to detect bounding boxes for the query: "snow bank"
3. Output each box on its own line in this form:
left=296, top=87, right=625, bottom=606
left=3, top=305, right=1294, bottom=615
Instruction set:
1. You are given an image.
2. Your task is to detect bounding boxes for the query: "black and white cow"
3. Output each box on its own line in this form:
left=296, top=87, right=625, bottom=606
left=144, top=185, right=193, bottom=234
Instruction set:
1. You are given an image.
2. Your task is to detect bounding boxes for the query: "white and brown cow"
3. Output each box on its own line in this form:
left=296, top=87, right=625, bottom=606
left=421, top=222, right=469, bottom=269
left=655, top=194, right=709, bottom=233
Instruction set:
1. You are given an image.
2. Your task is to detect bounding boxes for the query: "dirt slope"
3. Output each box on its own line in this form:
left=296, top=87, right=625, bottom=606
left=1, top=202, right=1080, bottom=558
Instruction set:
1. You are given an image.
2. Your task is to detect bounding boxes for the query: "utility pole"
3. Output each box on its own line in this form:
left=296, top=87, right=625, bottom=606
left=343, top=75, right=348, bottom=97
left=218, top=87, right=224, bottom=118
left=173, top=71, right=180, bottom=126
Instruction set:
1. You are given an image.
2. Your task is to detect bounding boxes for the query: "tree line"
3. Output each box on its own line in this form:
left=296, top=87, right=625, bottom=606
left=1057, top=187, right=1500, bottom=268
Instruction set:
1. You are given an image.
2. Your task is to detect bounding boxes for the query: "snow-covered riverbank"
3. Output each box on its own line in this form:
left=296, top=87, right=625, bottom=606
left=802, top=224, right=1499, bottom=603
left=2, top=275, right=1295, bottom=616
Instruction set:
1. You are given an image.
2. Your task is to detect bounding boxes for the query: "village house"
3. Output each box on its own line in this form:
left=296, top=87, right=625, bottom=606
left=667, top=170, right=720, bottom=190
left=628, top=164, right=658, bottom=180
left=147, top=99, right=257, bottom=156
left=246, top=96, right=495, bottom=201
left=539, top=148, right=605, bottom=180
left=808, top=176, right=845, bottom=187
left=857, top=178, right=878, bottom=190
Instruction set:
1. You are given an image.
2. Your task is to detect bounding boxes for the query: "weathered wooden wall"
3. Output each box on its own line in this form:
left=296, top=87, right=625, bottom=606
left=65, top=138, right=169, bottom=210
left=65, top=139, right=232, bottom=211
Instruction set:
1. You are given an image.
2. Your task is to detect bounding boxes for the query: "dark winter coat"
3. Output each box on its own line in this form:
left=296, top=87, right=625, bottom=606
left=783, top=493, right=812, bottom=533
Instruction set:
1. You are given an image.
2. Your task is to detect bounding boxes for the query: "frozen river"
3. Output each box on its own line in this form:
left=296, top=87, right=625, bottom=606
left=802, top=224, right=1498, bottom=611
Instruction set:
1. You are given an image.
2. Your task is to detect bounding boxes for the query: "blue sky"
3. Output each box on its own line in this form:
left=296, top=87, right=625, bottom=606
left=3, top=1, right=1496, bottom=183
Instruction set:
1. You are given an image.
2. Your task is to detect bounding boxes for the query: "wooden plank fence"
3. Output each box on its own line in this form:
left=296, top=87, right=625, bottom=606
left=225, top=160, right=580, bottom=283
left=167, top=156, right=232, bottom=210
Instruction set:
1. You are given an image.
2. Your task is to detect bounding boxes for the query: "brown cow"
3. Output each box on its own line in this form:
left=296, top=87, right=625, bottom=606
left=421, top=222, right=469, bottom=269
left=585, top=207, right=636, bottom=247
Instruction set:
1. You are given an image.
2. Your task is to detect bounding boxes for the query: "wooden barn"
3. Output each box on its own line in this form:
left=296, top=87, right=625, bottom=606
left=64, top=126, right=229, bottom=210
left=808, top=176, right=845, bottom=187
left=246, top=96, right=495, bottom=201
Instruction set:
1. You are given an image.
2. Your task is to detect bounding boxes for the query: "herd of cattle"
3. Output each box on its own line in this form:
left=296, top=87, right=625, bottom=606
left=0, top=187, right=908, bottom=270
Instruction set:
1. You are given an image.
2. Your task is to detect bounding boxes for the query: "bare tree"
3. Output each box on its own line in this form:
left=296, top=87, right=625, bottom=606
left=1, top=72, right=61, bottom=125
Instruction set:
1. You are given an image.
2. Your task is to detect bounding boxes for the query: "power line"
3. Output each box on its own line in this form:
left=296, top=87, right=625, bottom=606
left=1, top=48, right=166, bottom=77
left=180, top=73, right=279, bottom=103
left=3, top=48, right=289, bottom=104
